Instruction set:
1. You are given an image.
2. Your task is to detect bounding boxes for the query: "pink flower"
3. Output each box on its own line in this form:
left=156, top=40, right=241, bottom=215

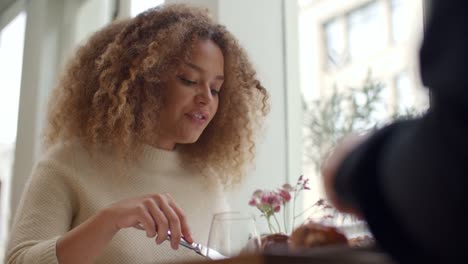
left=278, top=189, right=291, bottom=203
left=261, top=192, right=281, bottom=206
left=274, top=205, right=281, bottom=212
left=302, top=178, right=310, bottom=190
left=253, top=189, right=263, bottom=198
left=315, top=199, right=325, bottom=206
left=248, top=175, right=314, bottom=235
left=281, top=183, right=294, bottom=192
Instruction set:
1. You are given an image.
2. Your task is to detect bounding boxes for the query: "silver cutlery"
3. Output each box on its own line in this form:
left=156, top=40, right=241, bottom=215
left=167, top=231, right=227, bottom=260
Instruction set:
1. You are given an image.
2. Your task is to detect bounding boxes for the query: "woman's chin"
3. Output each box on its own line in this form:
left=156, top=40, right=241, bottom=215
left=178, top=134, right=202, bottom=144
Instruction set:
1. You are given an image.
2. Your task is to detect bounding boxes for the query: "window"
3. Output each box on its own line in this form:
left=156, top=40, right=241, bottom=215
left=324, top=18, right=347, bottom=68
left=323, top=0, right=392, bottom=69
left=0, top=11, right=26, bottom=260
left=395, top=71, right=414, bottom=114
left=391, top=0, right=409, bottom=43
left=347, top=1, right=387, bottom=61
left=131, top=0, right=164, bottom=17
left=299, top=0, right=426, bottom=228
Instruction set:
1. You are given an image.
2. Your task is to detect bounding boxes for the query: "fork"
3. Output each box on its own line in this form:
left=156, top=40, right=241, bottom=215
left=167, top=231, right=227, bottom=260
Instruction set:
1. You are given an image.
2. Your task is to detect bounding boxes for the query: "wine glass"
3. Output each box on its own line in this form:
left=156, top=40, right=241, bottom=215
left=207, top=211, right=261, bottom=257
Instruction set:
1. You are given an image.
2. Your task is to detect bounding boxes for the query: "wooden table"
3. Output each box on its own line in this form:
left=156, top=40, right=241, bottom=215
left=176, top=245, right=396, bottom=264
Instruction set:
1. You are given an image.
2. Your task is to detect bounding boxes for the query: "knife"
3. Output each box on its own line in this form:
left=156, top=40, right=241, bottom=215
left=167, top=231, right=228, bottom=260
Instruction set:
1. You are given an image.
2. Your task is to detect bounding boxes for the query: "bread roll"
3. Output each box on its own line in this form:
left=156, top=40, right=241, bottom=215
left=289, top=221, right=348, bottom=250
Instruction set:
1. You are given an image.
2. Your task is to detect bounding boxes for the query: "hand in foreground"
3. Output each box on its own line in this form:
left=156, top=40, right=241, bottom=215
left=56, top=193, right=191, bottom=264
left=322, top=134, right=366, bottom=218
left=103, top=193, right=192, bottom=249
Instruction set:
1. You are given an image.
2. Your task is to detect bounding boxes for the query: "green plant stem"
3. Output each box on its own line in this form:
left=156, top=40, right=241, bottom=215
left=283, top=204, right=288, bottom=234
left=291, top=188, right=299, bottom=229
left=294, top=203, right=319, bottom=219
left=272, top=214, right=282, bottom=233
left=266, top=216, right=275, bottom=234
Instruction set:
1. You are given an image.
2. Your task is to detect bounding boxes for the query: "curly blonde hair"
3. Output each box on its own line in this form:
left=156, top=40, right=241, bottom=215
left=45, top=4, right=269, bottom=185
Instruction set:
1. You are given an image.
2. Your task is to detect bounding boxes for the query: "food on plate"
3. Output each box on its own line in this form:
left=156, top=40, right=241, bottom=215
left=348, top=235, right=375, bottom=248
left=289, top=221, right=348, bottom=250
left=261, top=233, right=289, bottom=252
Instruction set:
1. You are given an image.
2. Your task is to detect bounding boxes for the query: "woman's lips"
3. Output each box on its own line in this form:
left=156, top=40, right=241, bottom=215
left=185, top=112, right=208, bottom=125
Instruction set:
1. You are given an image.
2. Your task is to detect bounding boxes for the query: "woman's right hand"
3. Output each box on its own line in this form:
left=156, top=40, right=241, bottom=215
left=56, top=193, right=191, bottom=264
left=102, top=193, right=193, bottom=249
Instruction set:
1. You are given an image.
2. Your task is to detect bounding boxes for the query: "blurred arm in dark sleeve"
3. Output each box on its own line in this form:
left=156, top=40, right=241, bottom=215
left=328, top=0, right=468, bottom=262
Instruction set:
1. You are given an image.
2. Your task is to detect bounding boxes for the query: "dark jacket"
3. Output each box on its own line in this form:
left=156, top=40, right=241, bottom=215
left=334, top=0, right=468, bottom=263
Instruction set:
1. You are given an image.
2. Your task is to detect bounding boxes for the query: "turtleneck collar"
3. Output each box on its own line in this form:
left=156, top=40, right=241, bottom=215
left=138, top=144, right=182, bottom=172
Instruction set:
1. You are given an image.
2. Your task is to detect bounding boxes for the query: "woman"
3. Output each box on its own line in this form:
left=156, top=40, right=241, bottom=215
left=6, top=4, right=268, bottom=264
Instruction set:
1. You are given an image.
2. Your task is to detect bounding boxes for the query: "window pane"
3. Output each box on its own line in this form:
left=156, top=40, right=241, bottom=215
left=324, top=18, right=347, bottom=68
left=131, top=0, right=165, bottom=17
left=395, top=71, right=414, bottom=113
left=348, top=1, right=387, bottom=61
left=0, top=11, right=26, bottom=260
left=299, top=0, right=426, bottom=230
left=391, top=0, right=409, bottom=43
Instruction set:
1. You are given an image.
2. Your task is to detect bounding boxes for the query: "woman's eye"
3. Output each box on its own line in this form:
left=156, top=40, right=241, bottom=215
left=211, top=89, right=220, bottom=96
left=178, top=76, right=197, bottom=85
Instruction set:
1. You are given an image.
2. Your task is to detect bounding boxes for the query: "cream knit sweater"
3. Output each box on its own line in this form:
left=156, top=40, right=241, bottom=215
left=6, top=142, right=228, bottom=264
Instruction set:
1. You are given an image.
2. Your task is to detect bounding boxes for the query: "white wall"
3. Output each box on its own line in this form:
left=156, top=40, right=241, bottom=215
left=219, top=0, right=288, bottom=208
left=11, top=0, right=67, bottom=225
left=75, top=0, right=114, bottom=45
left=10, top=0, right=115, bottom=225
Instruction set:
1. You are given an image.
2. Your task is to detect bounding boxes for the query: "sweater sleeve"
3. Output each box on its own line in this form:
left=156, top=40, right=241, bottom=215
left=6, top=147, right=78, bottom=264
left=334, top=100, right=468, bottom=263
left=333, top=1, right=468, bottom=262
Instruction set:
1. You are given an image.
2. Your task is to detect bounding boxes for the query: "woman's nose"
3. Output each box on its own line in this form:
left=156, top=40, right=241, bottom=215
left=196, top=86, right=213, bottom=105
